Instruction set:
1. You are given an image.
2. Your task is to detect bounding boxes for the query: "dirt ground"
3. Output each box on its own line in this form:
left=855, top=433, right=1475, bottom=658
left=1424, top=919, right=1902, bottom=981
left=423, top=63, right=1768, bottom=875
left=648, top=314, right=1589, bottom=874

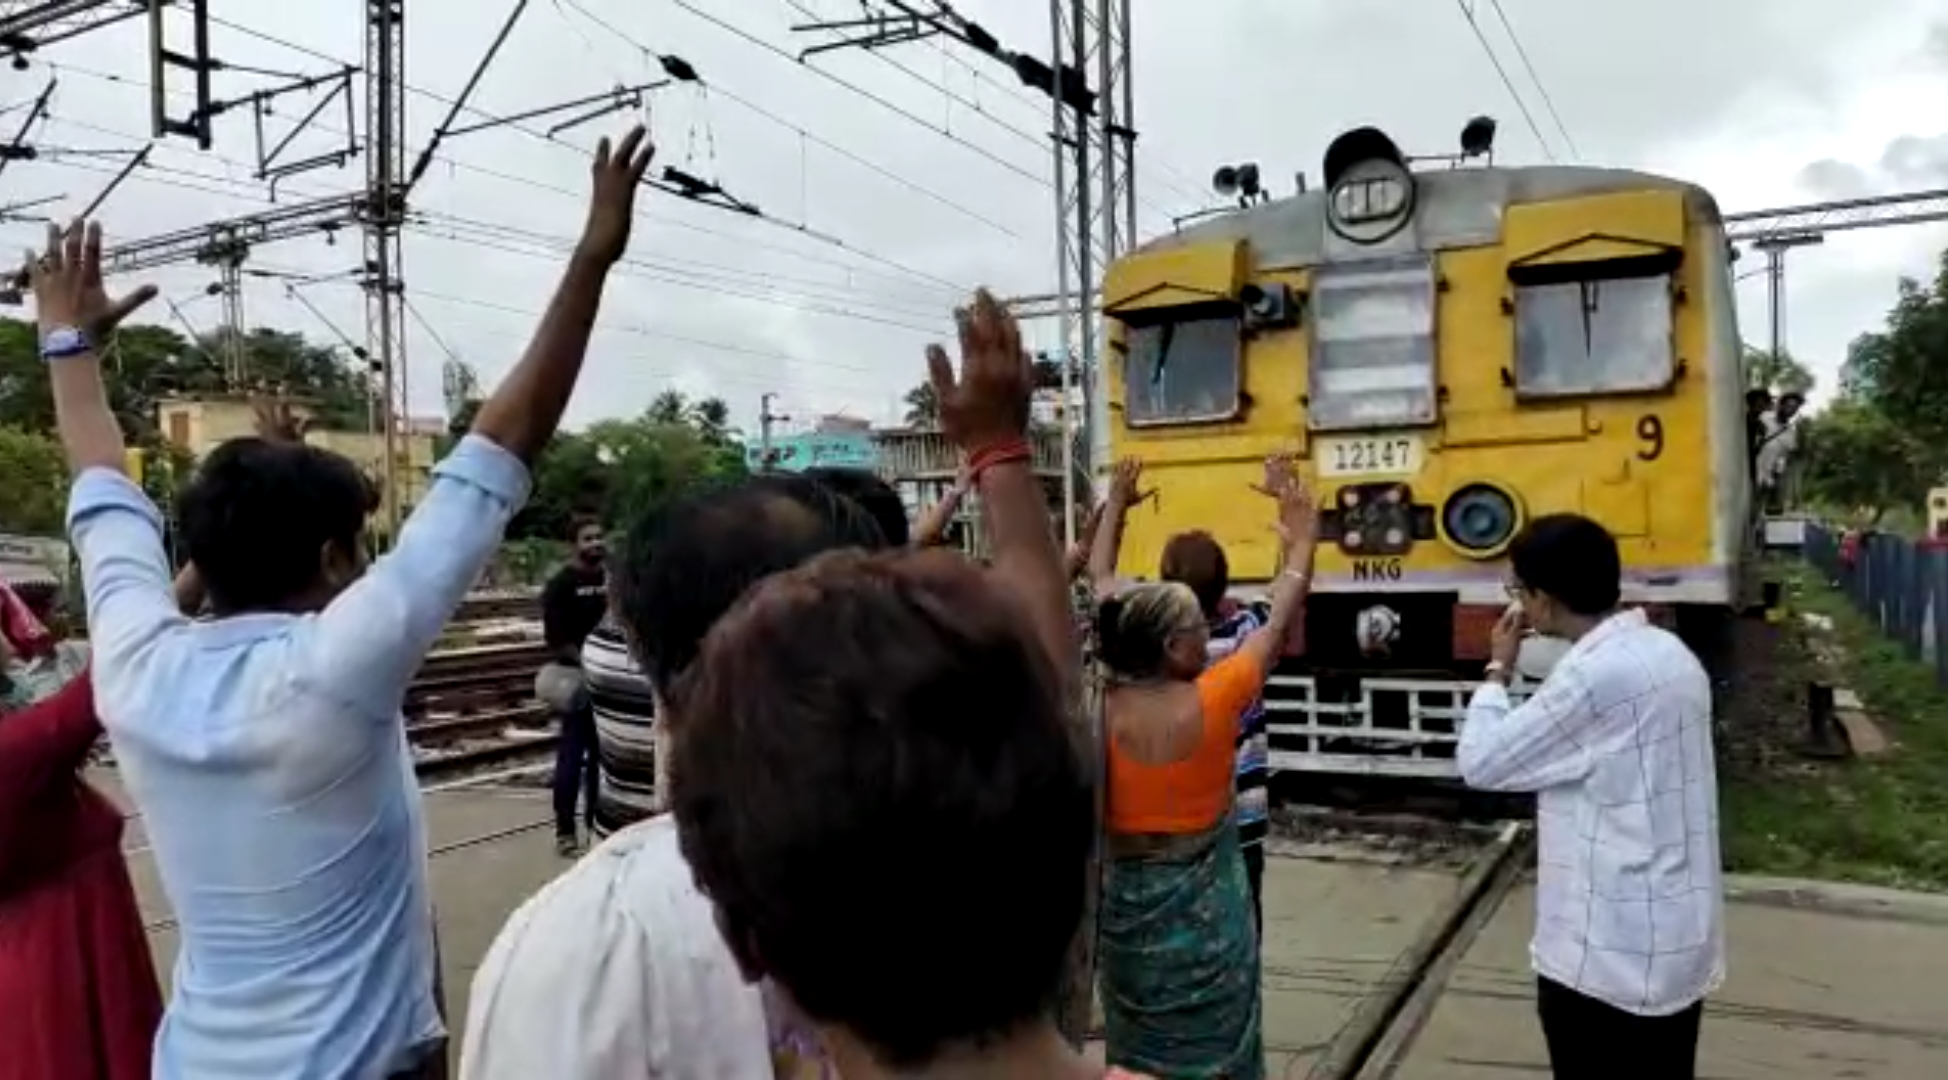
left=1715, top=608, right=1828, bottom=783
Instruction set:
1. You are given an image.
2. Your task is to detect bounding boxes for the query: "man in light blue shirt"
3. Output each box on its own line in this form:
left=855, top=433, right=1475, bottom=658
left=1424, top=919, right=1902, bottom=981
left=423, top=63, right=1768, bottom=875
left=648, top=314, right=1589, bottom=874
left=35, top=127, right=657, bottom=1078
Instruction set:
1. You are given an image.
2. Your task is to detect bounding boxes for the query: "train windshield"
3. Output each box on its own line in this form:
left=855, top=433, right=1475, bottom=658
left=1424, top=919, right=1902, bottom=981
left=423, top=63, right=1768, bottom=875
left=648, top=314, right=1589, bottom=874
left=1513, top=274, right=1676, bottom=397
left=1308, top=257, right=1438, bottom=430
left=1122, top=312, right=1243, bottom=425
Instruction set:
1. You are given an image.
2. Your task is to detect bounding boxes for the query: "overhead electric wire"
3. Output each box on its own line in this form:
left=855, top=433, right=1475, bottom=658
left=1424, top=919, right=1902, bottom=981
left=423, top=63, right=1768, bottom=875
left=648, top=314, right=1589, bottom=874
left=257, top=268, right=896, bottom=397
left=550, top=0, right=1028, bottom=233
left=1451, top=0, right=1557, bottom=163
left=658, top=0, right=1047, bottom=185
left=1482, top=0, right=1578, bottom=160
left=422, top=211, right=950, bottom=322
left=29, top=66, right=970, bottom=297
left=400, top=292, right=465, bottom=368
left=201, top=10, right=1019, bottom=240
left=767, top=0, right=1207, bottom=210
left=15, top=139, right=952, bottom=338
left=416, top=216, right=950, bottom=332
left=2, top=152, right=936, bottom=392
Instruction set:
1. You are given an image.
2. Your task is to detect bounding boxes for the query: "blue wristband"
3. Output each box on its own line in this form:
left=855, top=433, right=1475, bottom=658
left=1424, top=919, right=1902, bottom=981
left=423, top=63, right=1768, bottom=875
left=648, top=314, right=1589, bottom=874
left=39, top=325, right=91, bottom=362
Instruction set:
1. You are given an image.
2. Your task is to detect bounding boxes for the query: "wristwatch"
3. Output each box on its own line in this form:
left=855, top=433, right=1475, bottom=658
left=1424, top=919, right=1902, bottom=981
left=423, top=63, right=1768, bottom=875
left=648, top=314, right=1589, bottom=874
left=1483, top=660, right=1511, bottom=682
left=39, top=325, right=91, bottom=362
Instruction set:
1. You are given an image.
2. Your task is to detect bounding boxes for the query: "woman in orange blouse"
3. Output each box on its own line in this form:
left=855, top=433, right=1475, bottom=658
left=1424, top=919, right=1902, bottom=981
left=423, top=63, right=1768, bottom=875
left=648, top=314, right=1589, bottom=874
left=1093, top=455, right=1317, bottom=1080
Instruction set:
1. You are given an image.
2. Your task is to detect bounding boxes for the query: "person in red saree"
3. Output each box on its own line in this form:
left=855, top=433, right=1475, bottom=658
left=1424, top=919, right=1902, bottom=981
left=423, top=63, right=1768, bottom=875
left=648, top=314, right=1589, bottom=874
left=0, top=617, right=162, bottom=1078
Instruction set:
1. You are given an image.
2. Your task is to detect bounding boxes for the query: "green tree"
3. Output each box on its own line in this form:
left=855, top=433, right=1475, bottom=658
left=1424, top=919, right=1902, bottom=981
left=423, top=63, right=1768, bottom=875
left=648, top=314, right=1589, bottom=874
left=1842, top=257, right=1948, bottom=448
left=1742, top=344, right=1816, bottom=397
left=0, top=425, right=68, bottom=534
left=902, top=381, right=938, bottom=427
left=1799, top=398, right=1935, bottom=523
left=0, top=316, right=374, bottom=445
left=509, top=398, right=748, bottom=541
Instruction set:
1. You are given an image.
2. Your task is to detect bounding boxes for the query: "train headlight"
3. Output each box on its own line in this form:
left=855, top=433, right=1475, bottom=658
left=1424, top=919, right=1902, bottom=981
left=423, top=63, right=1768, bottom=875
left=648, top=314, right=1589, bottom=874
left=1440, top=483, right=1523, bottom=559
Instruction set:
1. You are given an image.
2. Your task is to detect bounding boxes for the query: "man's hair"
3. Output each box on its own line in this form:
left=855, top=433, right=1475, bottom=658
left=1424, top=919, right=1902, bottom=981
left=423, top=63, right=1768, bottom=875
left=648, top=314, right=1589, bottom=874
left=608, top=473, right=889, bottom=692
left=666, top=549, right=1090, bottom=1068
left=568, top=514, right=603, bottom=541
left=1509, top=513, right=1621, bottom=617
left=800, top=467, right=910, bottom=547
left=176, top=437, right=371, bottom=612
left=1159, top=529, right=1230, bottom=617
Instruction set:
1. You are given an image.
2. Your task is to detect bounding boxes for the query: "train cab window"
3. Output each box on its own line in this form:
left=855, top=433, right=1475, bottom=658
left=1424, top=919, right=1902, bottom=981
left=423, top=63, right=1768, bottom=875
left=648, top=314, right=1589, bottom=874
left=1308, top=256, right=1438, bottom=431
left=1122, top=310, right=1243, bottom=426
left=1513, top=274, right=1676, bottom=397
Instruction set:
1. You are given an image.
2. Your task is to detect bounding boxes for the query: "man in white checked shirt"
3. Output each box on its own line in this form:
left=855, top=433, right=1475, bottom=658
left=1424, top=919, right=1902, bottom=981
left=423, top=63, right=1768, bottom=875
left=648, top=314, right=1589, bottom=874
left=1457, top=513, right=1723, bottom=1080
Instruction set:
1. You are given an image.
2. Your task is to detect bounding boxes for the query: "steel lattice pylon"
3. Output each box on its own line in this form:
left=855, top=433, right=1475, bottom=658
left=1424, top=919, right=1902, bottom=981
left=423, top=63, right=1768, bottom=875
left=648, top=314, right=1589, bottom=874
left=1048, top=0, right=1135, bottom=541
left=362, top=0, right=408, bottom=536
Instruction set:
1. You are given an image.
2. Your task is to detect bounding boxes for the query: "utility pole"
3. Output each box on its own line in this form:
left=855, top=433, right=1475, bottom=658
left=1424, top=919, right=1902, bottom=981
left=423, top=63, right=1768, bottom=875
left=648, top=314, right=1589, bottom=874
left=789, top=1, right=1136, bottom=549
left=1753, top=233, right=1823, bottom=386
left=758, top=392, right=788, bottom=468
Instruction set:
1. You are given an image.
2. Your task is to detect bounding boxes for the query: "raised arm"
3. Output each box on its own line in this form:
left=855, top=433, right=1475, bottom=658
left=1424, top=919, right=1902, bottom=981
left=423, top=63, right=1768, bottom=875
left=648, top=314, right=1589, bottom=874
left=1087, top=458, right=1144, bottom=593
left=30, top=221, right=183, bottom=683
left=1233, top=454, right=1318, bottom=679
left=1064, top=500, right=1103, bottom=581
left=927, top=289, right=1073, bottom=688
left=468, top=127, right=655, bottom=464
left=31, top=221, right=159, bottom=476
left=300, top=128, right=655, bottom=714
left=912, top=465, right=970, bottom=548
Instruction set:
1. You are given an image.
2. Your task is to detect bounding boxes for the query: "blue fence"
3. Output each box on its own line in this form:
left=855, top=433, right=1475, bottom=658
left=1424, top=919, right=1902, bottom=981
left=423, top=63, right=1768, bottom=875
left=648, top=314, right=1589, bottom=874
left=1803, top=524, right=1948, bottom=687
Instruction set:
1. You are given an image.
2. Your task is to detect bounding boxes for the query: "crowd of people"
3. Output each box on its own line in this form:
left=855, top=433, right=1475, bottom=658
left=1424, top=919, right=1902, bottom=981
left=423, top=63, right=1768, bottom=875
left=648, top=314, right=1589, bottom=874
left=0, top=123, right=1726, bottom=1080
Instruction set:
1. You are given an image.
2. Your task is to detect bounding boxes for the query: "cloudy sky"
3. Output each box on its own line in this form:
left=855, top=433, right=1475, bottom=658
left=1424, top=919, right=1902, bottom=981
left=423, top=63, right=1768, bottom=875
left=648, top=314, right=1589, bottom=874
left=4, top=0, right=1945, bottom=433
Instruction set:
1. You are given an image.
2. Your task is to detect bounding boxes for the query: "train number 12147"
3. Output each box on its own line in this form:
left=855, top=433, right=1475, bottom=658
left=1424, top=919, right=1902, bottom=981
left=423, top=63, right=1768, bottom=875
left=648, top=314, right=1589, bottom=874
left=1322, top=436, right=1419, bottom=477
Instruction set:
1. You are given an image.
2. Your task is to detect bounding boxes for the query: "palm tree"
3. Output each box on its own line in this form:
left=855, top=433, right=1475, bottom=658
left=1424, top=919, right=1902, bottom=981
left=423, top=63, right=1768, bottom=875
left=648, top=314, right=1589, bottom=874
left=647, top=389, right=690, bottom=426
left=690, top=396, right=732, bottom=443
left=902, top=382, right=939, bottom=428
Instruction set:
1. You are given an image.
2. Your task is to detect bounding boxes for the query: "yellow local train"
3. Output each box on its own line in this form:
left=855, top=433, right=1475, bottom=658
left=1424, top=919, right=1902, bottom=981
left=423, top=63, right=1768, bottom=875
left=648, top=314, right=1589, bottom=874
left=1098, top=124, right=1753, bottom=778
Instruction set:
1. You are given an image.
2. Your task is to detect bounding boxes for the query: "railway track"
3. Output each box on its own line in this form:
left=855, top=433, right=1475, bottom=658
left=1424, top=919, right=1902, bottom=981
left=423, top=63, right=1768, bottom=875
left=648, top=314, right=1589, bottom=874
left=407, top=639, right=561, bottom=779
left=1305, top=819, right=1532, bottom=1080
left=451, top=590, right=541, bottom=624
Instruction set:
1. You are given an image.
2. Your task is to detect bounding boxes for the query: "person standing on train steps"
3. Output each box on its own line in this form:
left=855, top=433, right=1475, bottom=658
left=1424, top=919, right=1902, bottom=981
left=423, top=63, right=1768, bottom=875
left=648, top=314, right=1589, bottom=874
left=41, top=126, right=656, bottom=1080
left=540, top=516, right=609, bottom=857
left=1755, top=392, right=1804, bottom=515
left=1455, top=514, right=1724, bottom=1080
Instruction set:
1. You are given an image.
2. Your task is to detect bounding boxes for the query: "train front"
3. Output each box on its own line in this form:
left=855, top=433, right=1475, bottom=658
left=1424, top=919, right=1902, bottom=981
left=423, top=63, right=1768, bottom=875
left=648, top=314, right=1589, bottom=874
left=1098, top=124, right=1743, bottom=779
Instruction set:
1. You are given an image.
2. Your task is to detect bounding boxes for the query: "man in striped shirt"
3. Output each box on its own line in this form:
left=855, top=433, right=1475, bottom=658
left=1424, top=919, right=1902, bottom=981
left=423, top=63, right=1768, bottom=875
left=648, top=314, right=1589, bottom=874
left=581, top=618, right=661, bottom=837
left=1160, top=530, right=1269, bottom=932
left=580, top=467, right=914, bottom=840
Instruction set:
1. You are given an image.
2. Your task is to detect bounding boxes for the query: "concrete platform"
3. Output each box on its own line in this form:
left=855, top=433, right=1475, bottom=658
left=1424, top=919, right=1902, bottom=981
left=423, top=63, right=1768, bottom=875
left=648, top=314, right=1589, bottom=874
left=1258, top=856, right=1471, bottom=1073
left=133, top=816, right=1471, bottom=1071
left=1393, top=882, right=1948, bottom=1079
left=126, top=789, right=1948, bottom=1078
